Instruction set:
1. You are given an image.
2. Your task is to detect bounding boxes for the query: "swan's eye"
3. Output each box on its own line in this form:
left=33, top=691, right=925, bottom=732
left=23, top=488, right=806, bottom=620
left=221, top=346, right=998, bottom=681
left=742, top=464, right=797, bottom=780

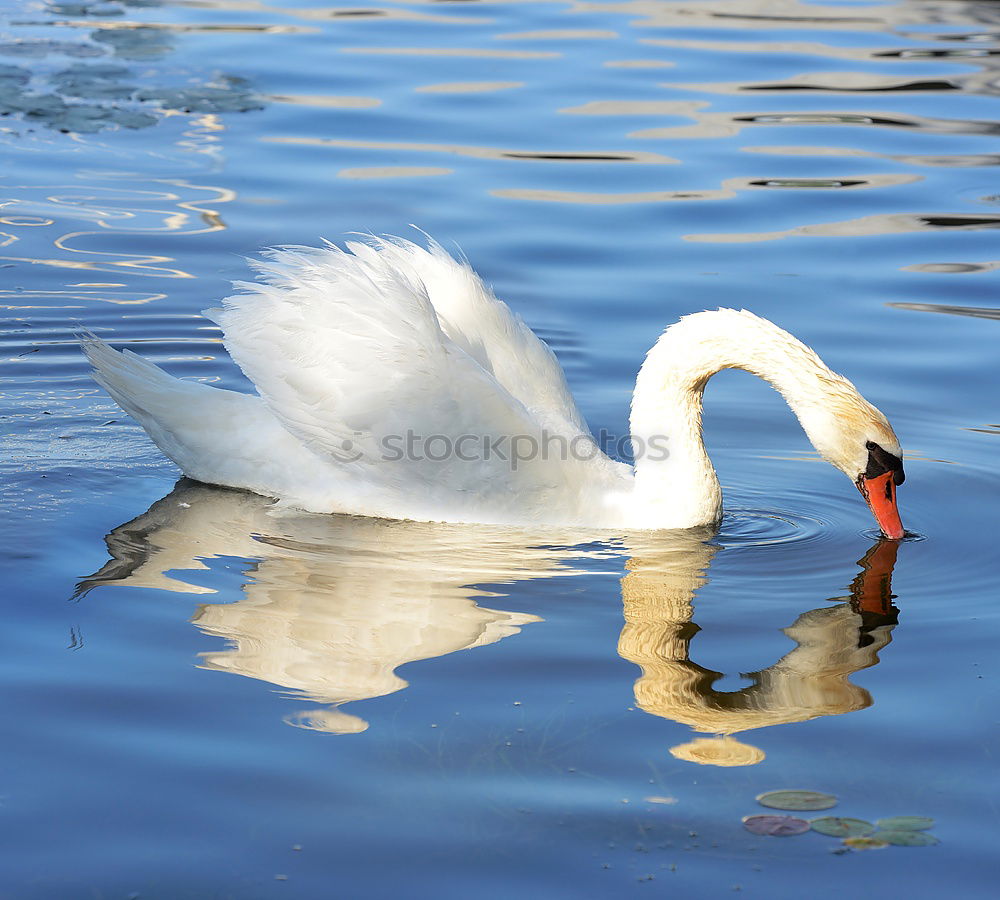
left=864, top=440, right=905, bottom=485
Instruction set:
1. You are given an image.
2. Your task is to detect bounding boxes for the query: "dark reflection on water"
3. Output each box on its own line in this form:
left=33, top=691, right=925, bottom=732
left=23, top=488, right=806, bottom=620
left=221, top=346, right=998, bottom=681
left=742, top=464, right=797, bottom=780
left=888, top=300, right=1000, bottom=318
left=264, top=134, right=679, bottom=164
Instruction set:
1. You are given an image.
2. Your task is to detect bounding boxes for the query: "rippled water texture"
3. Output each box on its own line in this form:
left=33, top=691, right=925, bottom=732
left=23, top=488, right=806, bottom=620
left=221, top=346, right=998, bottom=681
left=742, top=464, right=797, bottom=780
left=1, top=0, right=998, bottom=897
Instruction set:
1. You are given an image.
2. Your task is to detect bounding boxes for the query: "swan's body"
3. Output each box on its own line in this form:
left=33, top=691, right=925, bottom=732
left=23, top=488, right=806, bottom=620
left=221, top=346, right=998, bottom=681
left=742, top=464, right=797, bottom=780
left=83, top=236, right=905, bottom=536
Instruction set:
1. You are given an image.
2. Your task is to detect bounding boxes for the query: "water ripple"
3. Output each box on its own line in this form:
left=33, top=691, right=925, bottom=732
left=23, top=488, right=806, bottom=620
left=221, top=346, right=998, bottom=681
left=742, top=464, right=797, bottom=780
left=0, top=171, right=234, bottom=277
left=717, top=507, right=829, bottom=549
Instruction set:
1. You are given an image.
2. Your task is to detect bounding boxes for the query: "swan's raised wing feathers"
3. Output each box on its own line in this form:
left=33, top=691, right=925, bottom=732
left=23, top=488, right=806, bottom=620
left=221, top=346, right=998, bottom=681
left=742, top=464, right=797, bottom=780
left=341, top=237, right=589, bottom=435
left=207, top=242, right=559, bottom=490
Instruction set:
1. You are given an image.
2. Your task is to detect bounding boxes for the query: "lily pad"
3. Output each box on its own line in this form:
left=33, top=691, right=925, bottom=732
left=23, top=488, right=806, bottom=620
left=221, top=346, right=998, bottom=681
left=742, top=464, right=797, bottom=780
left=842, top=836, right=889, bottom=850
left=136, top=84, right=265, bottom=114
left=877, top=830, right=940, bottom=847
left=810, top=817, right=874, bottom=838
left=93, top=27, right=173, bottom=60
left=0, top=40, right=105, bottom=59
left=0, top=65, right=30, bottom=87
left=110, top=108, right=158, bottom=129
left=875, top=816, right=934, bottom=832
left=743, top=814, right=811, bottom=836
left=756, top=790, right=837, bottom=811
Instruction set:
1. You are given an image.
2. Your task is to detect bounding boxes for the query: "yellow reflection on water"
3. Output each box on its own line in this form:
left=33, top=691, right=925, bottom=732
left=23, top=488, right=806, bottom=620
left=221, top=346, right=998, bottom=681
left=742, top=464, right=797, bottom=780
left=267, top=94, right=382, bottom=108
left=0, top=216, right=54, bottom=226
left=0, top=289, right=167, bottom=307
left=79, top=483, right=901, bottom=759
left=0, top=177, right=235, bottom=277
left=415, top=82, right=524, bottom=94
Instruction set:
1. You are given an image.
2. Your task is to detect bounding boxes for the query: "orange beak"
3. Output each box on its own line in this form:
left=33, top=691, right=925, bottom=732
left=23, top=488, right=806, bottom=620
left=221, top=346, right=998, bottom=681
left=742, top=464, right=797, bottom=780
left=857, top=471, right=905, bottom=540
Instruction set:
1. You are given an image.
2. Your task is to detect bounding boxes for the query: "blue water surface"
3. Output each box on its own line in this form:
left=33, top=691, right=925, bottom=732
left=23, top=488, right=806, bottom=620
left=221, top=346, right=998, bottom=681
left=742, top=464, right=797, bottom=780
left=1, top=0, right=998, bottom=897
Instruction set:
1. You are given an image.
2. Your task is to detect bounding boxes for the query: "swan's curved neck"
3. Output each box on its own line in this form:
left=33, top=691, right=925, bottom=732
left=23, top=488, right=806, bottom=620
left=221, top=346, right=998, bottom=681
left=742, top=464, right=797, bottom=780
left=628, top=310, right=838, bottom=529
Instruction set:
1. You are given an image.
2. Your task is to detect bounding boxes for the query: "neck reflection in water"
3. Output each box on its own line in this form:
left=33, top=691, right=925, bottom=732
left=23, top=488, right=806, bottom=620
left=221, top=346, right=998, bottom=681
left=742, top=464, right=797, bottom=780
left=77, top=481, right=899, bottom=758
left=620, top=539, right=898, bottom=766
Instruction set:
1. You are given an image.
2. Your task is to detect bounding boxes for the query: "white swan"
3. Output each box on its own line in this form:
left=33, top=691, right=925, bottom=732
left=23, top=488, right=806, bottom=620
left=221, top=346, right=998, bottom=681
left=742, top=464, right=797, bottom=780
left=82, top=235, right=905, bottom=537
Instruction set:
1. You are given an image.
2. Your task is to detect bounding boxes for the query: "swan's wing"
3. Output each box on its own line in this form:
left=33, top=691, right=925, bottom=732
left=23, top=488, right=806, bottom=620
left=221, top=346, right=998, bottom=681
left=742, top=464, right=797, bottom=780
left=342, top=236, right=590, bottom=435
left=206, top=242, right=557, bottom=480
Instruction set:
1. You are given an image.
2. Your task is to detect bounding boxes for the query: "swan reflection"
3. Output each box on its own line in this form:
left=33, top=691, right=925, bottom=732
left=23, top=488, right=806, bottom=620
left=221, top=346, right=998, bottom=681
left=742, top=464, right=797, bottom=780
left=78, top=482, right=899, bottom=757
left=77, top=481, right=598, bottom=733
left=619, top=539, right=897, bottom=765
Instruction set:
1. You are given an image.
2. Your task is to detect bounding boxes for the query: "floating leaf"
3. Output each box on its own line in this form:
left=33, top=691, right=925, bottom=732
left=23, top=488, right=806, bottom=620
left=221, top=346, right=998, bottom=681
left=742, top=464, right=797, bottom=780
left=0, top=40, right=105, bottom=59
left=112, top=109, right=158, bottom=129
left=136, top=84, right=265, bottom=114
left=842, top=836, right=889, bottom=850
left=743, top=814, right=810, bottom=836
left=756, top=790, right=837, bottom=811
left=877, top=830, right=940, bottom=847
left=876, top=816, right=934, bottom=832
left=0, top=65, right=30, bottom=87
left=93, top=27, right=173, bottom=61
left=810, top=817, right=874, bottom=838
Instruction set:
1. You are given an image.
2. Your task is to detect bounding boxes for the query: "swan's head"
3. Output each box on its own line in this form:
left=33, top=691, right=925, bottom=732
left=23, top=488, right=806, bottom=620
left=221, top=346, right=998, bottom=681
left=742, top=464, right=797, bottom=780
left=797, top=383, right=905, bottom=540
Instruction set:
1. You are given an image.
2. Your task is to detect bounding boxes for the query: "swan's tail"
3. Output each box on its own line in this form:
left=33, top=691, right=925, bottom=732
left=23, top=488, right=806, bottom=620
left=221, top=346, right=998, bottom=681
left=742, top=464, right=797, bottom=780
left=80, top=333, right=328, bottom=499
left=81, top=331, right=225, bottom=476
left=80, top=332, right=186, bottom=424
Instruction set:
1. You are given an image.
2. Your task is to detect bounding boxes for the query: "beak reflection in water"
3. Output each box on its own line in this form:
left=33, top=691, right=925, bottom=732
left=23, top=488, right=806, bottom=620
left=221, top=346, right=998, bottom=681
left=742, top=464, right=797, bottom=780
left=78, top=482, right=899, bottom=758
